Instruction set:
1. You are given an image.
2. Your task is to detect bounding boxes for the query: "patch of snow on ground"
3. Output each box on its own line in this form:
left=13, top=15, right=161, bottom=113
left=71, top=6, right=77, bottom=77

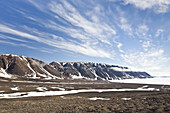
left=121, top=98, right=131, bottom=100
left=11, top=87, right=19, bottom=91
left=37, top=87, right=48, bottom=91
left=51, top=87, right=65, bottom=91
left=60, top=96, right=65, bottom=98
left=88, top=97, right=110, bottom=100
left=141, top=85, right=148, bottom=88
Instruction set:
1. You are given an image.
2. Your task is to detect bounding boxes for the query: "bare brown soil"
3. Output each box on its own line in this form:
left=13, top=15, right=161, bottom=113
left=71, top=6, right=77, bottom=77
left=0, top=80, right=169, bottom=113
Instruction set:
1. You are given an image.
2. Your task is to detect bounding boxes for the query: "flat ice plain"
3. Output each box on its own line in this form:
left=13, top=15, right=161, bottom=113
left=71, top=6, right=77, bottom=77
left=110, top=77, right=170, bottom=85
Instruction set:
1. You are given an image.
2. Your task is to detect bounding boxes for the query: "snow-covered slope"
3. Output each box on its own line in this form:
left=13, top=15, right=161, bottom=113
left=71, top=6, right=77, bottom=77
left=0, top=54, right=152, bottom=80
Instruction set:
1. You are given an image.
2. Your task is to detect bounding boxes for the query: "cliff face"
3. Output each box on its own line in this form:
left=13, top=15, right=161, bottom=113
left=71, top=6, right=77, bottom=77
left=50, top=62, right=152, bottom=80
left=0, top=54, right=152, bottom=80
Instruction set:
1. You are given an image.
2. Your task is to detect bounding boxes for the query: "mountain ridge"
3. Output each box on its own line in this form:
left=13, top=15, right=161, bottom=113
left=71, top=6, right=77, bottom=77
left=0, top=54, right=152, bottom=81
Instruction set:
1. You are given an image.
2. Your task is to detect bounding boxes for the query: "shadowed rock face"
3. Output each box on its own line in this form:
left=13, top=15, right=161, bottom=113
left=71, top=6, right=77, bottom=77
left=0, top=55, right=32, bottom=76
left=0, top=54, right=152, bottom=80
left=0, top=55, right=61, bottom=79
left=50, top=62, right=152, bottom=80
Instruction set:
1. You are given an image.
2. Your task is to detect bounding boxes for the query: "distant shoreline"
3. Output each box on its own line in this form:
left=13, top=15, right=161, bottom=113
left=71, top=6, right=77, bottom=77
left=153, top=76, right=170, bottom=78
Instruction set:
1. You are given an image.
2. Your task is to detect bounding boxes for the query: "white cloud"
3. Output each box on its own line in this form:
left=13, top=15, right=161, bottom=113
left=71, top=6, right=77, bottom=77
left=142, top=41, right=150, bottom=48
left=117, top=43, right=122, bottom=48
left=0, top=39, right=52, bottom=53
left=117, top=42, right=124, bottom=53
left=27, top=0, right=46, bottom=12
left=121, top=48, right=169, bottom=76
left=108, top=0, right=120, bottom=1
left=136, top=24, right=149, bottom=36
left=91, top=15, right=99, bottom=23
left=136, top=24, right=154, bottom=51
left=113, top=6, right=134, bottom=37
left=135, top=24, right=151, bottom=42
left=155, top=29, right=164, bottom=37
left=0, top=34, right=28, bottom=42
left=168, top=35, right=170, bottom=41
left=119, top=17, right=133, bottom=36
left=0, top=40, right=16, bottom=45
left=86, top=4, right=104, bottom=23
left=147, top=49, right=164, bottom=57
left=42, top=38, right=112, bottom=58
left=124, top=0, right=170, bottom=13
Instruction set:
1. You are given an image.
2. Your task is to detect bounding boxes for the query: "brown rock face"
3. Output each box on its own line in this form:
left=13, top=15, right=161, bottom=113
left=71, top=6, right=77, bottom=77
left=0, top=54, right=61, bottom=79
left=0, top=55, right=8, bottom=69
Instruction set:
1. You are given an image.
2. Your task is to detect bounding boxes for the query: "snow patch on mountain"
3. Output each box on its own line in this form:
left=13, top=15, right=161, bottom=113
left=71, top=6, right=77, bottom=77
left=0, top=68, right=12, bottom=78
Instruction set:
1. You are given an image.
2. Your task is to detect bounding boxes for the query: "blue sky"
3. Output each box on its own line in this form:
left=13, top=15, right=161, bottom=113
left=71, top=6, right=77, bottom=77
left=0, top=0, right=170, bottom=76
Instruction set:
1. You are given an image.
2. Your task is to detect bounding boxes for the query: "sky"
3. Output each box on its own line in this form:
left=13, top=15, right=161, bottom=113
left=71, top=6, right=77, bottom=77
left=0, top=0, right=170, bottom=76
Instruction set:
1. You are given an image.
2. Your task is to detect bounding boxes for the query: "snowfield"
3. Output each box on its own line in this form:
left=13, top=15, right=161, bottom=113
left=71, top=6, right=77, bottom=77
left=110, top=77, right=170, bottom=85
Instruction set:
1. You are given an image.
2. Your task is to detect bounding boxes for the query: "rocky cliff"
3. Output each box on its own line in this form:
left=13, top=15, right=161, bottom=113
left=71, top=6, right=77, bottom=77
left=0, top=54, right=152, bottom=80
left=50, top=62, right=152, bottom=80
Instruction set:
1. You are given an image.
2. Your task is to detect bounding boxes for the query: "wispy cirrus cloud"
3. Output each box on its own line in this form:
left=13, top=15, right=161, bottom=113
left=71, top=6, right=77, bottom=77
left=0, top=40, right=16, bottom=46
left=0, top=34, right=28, bottom=42
left=48, top=0, right=116, bottom=44
left=24, top=0, right=118, bottom=58
left=0, top=39, right=53, bottom=54
left=0, top=23, right=112, bottom=58
left=0, top=24, right=40, bottom=42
